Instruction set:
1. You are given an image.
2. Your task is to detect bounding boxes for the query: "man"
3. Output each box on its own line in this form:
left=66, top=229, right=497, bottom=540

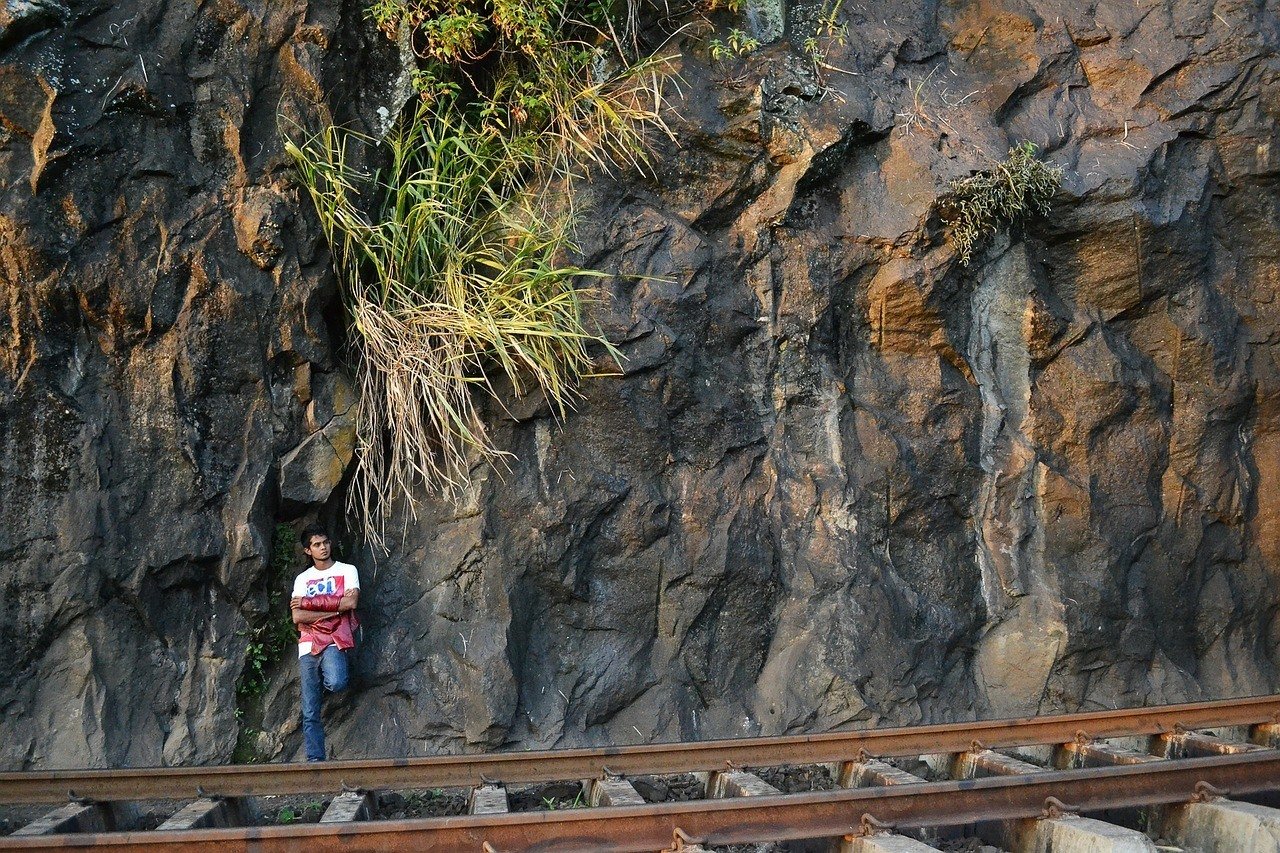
left=290, top=525, right=359, bottom=762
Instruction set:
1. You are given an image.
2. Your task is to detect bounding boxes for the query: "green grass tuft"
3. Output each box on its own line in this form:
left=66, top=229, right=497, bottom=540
left=940, top=142, right=1063, bottom=265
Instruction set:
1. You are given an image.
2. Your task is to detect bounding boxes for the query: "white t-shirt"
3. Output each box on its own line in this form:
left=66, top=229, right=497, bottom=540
left=292, top=561, right=360, bottom=656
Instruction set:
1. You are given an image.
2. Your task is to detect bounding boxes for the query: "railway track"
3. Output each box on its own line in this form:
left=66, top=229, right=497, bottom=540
left=2, top=694, right=1279, bottom=851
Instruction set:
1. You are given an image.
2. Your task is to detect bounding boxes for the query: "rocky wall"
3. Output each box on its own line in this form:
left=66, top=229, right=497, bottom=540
left=0, top=0, right=396, bottom=766
left=2, top=0, right=1279, bottom=767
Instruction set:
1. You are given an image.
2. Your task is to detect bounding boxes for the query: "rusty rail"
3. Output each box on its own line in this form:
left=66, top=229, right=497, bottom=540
left=1, top=752, right=1277, bottom=851
left=2, top=693, right=1277, bottom=803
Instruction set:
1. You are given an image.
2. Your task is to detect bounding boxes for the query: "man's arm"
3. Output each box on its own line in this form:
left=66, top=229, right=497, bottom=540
left=291, top=600, right=335, bottom=624
left=290, top=589, right=358, bottom=622
left=295, top=593, right=343, bottom=612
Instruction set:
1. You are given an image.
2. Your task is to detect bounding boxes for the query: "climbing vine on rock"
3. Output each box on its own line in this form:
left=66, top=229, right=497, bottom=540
left=234, top=523, right=300, bottom=762
left=237, top=523, right=299, bottom=701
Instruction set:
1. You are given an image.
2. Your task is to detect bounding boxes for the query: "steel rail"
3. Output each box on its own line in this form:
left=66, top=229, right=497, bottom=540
left=1, top=752, right=1277, bottom=851
left=2, top=694, right=1277, bottom=803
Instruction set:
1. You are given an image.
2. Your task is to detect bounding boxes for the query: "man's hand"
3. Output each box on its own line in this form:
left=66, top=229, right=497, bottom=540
left=337, top=588, right=359, bottom=612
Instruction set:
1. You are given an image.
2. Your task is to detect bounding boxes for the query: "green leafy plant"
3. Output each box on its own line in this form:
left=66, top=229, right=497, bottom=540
left=287, top=1, right=673, bottom=547
left=939, top=142, right=1063, bottom=264
left=367, top=0, right=584, bottom=64
left=803, top=0, right=847, bottom=65
left=236, top=524, right=299, bottom=701
left=233, top=523, right=299, bottom=762
left=542, top=791, right=586, bottom=810
left=232, top=725, right=262, bottom=763
left=708, top=27, right=759, bottom=60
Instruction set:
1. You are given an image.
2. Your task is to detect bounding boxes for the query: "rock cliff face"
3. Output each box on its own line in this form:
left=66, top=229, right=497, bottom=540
left=2, top=0, right=1279, bottom=767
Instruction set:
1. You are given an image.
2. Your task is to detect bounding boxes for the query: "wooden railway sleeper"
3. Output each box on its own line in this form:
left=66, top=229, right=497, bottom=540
left=11, top=799, right=136, bottom=837
left=318, top=790, right=374, bottom=823
left=469, top=781, right=509, bottom=815
left=1159, top=729, right=1269, bottom=759
left=707, top=767, right=781, bottom=798
left=954, top=746, right=1046, bottom=780
left=1252, top=719, right=1280, bottom=748
left=156, top=796, right=255, bottom=831
left=840, top=757, right=928, bottom=788
left=1157, top=790, right=1280, bottom=851
left=1056, top=737, right=1163, bottom=770
left=588, top=771, right=646, bottom=807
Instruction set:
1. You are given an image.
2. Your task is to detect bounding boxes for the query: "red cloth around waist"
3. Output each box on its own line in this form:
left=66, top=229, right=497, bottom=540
left=300, top=611, right=359, bottom=654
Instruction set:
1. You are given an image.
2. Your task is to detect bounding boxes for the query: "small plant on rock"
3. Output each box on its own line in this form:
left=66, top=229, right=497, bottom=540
left=803, top=0, right=847, bottom=66
left=708, top=27, right=760, bottom=61
left=939, top=142, right=1063, bottom=264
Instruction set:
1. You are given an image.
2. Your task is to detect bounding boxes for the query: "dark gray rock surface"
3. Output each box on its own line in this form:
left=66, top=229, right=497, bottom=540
left=2, top=0, right=1279, bottom=767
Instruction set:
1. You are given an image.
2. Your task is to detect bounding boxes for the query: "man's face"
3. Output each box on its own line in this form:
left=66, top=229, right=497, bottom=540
left=304, top=536, right=331, bottom=561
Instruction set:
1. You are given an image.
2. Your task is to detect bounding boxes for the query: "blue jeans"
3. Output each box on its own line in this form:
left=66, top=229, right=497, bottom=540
left=299, top=645, right=349, bottom=761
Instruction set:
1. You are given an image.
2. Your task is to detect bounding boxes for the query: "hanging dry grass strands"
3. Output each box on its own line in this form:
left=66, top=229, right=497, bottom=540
left=285, top=0, right=675, bottom=549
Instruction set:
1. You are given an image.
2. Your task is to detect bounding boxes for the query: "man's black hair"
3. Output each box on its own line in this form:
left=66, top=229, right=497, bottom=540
left=299, top=524, right=330, bottom=548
